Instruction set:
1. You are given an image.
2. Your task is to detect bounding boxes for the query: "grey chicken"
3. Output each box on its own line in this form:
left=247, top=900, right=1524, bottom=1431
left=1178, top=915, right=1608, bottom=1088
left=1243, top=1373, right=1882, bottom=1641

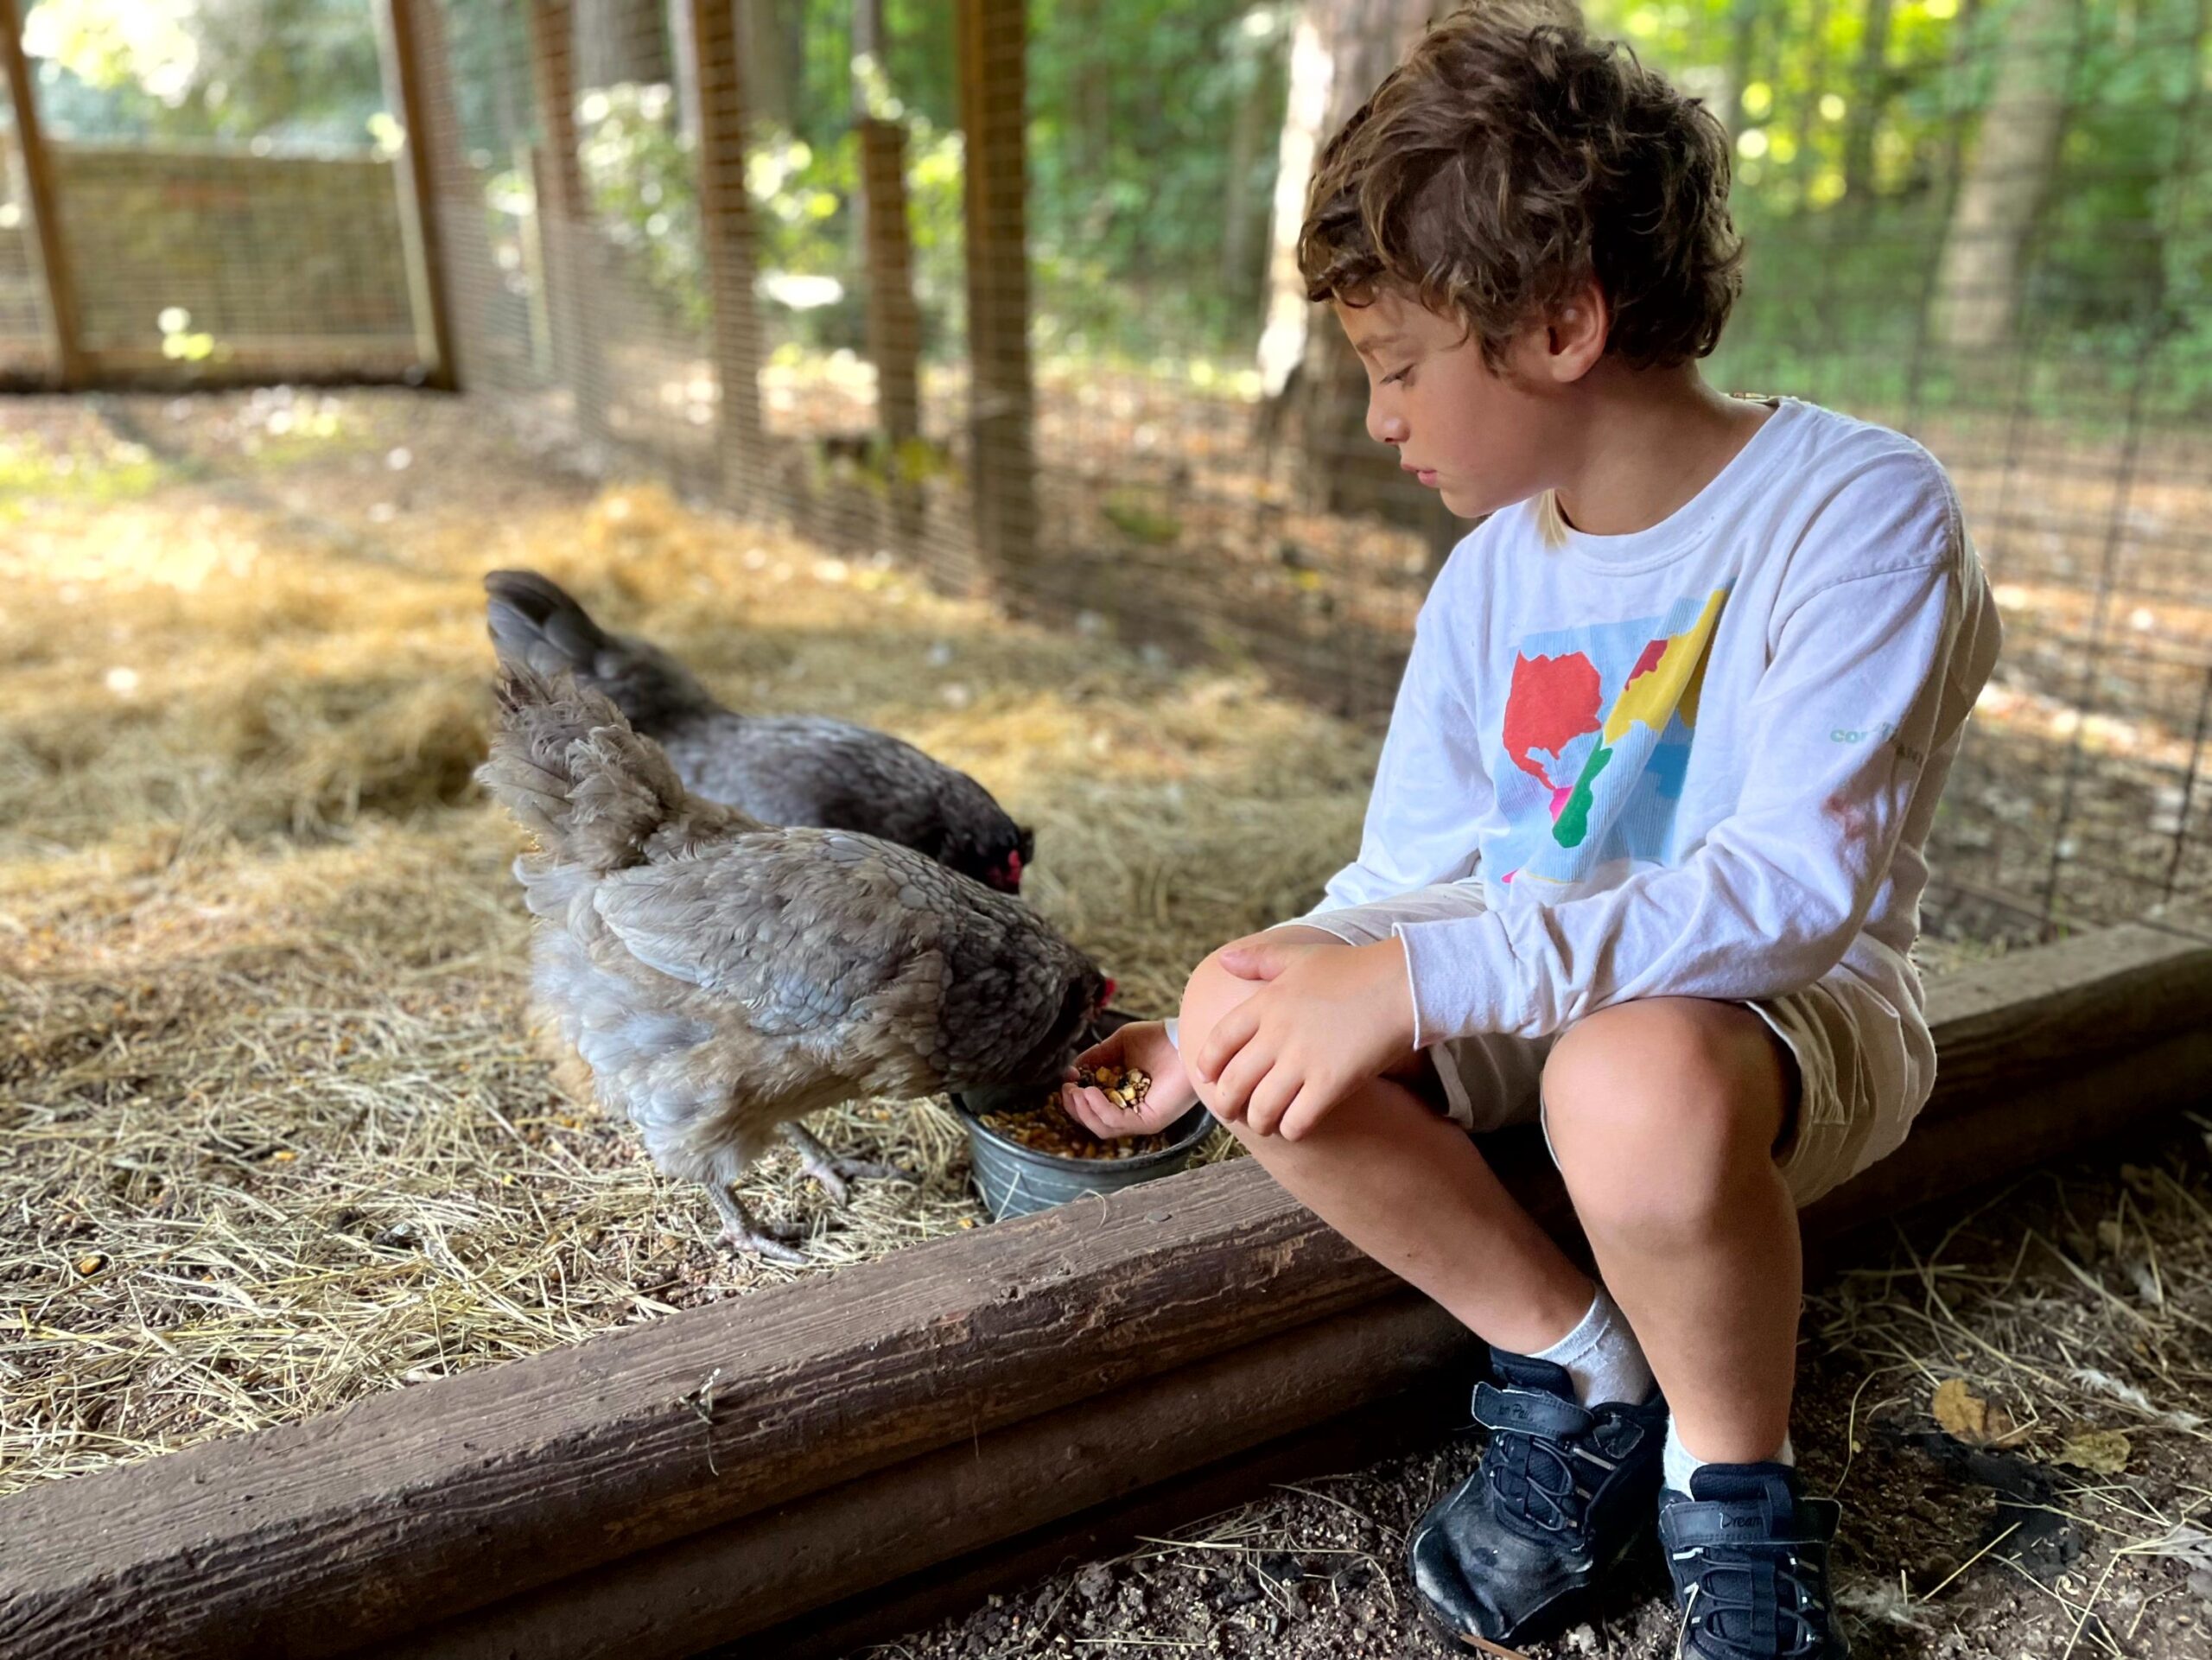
left=483, top=569, right=1035, bottom=893
left=476, top=666, right=1111, bottom=1261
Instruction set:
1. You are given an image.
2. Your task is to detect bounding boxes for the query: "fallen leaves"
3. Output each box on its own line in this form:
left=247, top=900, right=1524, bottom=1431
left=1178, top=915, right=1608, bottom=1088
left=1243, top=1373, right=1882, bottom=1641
left=1937, top=1377, right=2132, bottom=1472
left=2056, top=1428, right=2131, bottom=1474
left=1933, top=1377, right=2018, bottom=1444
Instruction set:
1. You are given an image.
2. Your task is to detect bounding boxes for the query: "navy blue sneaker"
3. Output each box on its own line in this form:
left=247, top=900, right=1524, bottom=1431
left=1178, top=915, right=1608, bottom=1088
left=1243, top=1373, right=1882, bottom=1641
left=1409, top=1348, right=1668, bottom=1649
left=1657, top=1463, right=1850, bottom=1658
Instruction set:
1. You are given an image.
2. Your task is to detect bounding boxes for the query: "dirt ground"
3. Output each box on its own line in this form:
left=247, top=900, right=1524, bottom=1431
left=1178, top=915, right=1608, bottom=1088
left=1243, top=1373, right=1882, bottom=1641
left=869, top=1115, right=2212, bottom=1660
left=3, top=388, right=2208, bottom=1660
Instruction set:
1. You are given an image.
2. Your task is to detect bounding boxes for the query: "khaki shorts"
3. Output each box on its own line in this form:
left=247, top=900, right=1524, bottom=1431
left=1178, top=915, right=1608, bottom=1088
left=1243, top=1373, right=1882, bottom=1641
left=1285, top=885, right=1934, bottom=1208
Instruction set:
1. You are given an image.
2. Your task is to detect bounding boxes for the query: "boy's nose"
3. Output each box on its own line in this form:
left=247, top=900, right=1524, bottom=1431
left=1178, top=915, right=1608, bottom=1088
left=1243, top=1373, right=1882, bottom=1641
left=1369, top=408, right=1408, bottom=447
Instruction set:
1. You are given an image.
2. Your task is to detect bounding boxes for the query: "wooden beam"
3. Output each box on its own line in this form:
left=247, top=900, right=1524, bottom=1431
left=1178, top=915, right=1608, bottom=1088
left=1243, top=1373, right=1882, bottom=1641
left=374, top=0, right=461, bottom=390
left=686, top=0, right=770, bottom=499
left=380, top=1296, right=1477, bottom=1659
left=0, top=1147, right=1399, bottom=1659
left=752, top=1368, right=1469, bottom=1660
left=2, top=920, right=2208, bottom=1660
left=0, top=0, right=85, bottom=387
left=955, top=0, right=1039, bottom=597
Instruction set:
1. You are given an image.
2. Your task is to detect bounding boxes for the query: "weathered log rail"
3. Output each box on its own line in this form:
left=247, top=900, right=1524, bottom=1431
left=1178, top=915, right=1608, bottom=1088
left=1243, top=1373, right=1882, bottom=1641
left=3, top=918, right=2208, bottom=1660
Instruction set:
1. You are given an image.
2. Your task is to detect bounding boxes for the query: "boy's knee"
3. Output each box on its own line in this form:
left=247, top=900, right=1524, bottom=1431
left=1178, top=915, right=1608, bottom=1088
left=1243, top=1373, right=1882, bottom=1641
left=1178, top=949, right=1254, bottom=1124
left=1178, top=949, right=1239, bottom=1033
left=1542, top=998, right=1789, bottom=1237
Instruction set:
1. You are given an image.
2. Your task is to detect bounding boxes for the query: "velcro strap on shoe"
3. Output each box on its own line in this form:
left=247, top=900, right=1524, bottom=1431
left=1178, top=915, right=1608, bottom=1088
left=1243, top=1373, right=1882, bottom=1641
left=1742, top=1559, right=1780, bottom=1651
left=1472, top=1381, right=1591, bottom=1439
left=1658, top=1495, right=1834, bottom=1553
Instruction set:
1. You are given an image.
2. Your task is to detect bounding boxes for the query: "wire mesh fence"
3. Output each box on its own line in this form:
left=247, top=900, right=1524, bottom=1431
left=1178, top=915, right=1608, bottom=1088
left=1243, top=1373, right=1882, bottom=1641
left=1, top=0, right=2207, bottom=949
left=0, top=0, right=435, bottom=383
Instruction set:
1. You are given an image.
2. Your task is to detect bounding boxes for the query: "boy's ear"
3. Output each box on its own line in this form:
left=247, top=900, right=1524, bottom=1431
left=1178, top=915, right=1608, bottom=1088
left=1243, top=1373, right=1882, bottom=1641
left=1541, top=281, right=1609, bottom=384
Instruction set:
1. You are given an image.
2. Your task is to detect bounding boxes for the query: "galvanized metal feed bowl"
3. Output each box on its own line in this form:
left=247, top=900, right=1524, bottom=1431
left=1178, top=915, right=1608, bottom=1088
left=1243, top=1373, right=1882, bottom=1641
left=950, top=1008, right=1217, bottom=1220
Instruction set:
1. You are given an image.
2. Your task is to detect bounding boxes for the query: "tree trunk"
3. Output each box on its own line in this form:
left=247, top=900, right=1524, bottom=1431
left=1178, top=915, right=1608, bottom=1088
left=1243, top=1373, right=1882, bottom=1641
left=742, top=0, right=801, bottom=133
left=1929, top=0, right=2076, bottom=350
left=1793, top=0, right=1830, bottom=202
left=1724, top=0, right=1760, bottom=144
left=1256, top=0, right=1452, bottom=557
left=1255, top=0, right=1408, bottom=399
left=1840, top=0, right=1893, bottom=204
left=1069, top=0, right=1111, bottom=182
left=1218, top=7, right=1279, bottom=302
left=668, top=0, right=701, bottom=146
left=575, top=0, right=672, bottom=89
left=852, top=0, right=887, bottom=95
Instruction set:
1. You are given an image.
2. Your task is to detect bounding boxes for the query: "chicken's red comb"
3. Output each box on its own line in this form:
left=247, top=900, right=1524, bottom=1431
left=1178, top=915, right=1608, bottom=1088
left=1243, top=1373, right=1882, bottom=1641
left=1101, top=976, right=1117, bottom=1006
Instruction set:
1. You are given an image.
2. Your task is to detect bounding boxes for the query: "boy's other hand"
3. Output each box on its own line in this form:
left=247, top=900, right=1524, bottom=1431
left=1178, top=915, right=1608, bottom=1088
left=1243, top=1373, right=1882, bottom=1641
left=1191, top=937, right=1416, bottom=1140
left=1059, top=1019, right=1195, bottom=1139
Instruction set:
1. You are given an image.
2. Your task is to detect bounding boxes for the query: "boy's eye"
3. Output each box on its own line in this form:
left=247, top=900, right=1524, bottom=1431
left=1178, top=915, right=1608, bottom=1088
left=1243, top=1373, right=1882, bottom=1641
left=1382, top=366, right=1414, bottom=386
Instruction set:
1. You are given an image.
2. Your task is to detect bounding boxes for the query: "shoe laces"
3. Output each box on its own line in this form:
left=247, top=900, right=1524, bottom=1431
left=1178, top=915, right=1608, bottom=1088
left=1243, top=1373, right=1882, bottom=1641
left=1671, top=1540, right=1828, bottom=1660
left=1479, top=1410, right=1617, bottom=1540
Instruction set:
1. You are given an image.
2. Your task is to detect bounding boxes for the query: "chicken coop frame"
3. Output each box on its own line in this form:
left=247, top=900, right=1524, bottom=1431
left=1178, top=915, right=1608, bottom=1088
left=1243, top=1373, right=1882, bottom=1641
left=0, top=0, right=1024, bottom=582
left=3, top=916, right=2209, bottom=1659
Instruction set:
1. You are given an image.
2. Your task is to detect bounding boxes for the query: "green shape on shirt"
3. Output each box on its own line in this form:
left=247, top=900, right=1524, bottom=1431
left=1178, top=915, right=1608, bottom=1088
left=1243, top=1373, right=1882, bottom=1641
left=1554, top=743, right=1613, bottom=848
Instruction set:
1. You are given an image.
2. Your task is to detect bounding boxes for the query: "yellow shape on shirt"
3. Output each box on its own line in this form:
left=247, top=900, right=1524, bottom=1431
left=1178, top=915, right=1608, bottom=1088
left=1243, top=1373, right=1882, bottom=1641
left=1601, top=586, right=1729, bottom=744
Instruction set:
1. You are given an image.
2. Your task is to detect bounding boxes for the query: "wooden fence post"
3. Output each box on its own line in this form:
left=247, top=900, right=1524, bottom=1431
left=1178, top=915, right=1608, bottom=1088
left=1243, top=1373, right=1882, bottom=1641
left=375, top=0, right=461, bottom=390
left=524, top=0, right=611, bottom=445
left=0, top=0, right=84, bottom=388
left=956, top=0, right=1039, bottom=599
left=854, top=0, right=925, bottom=554
left=857, top=117, right=923, bottom=550
left=686, top=0, right=770, bottom=502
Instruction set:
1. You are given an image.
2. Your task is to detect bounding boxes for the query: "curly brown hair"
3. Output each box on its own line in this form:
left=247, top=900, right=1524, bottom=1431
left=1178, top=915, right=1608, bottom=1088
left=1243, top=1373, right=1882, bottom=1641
left=1299, top=2, right=1745, bottom=370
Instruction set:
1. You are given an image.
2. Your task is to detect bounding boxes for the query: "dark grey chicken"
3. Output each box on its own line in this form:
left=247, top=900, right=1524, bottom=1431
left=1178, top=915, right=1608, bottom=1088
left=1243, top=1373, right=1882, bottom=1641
left=475, top=666, right=1110, bottom=1260
left=483, top=569, right=1034, bottom=893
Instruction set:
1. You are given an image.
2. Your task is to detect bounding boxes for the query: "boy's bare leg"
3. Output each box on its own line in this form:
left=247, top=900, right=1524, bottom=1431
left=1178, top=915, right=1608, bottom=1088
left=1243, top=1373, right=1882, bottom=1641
left=1540, top=996, right=1800, bottom=1465
left=1180, top=942, right=1594, bottom=1355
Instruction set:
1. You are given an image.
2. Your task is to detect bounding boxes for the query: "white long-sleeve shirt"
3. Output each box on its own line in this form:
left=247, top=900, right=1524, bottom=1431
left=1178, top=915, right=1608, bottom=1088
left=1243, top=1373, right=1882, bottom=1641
left=1308, top=397, right=2003, bottom=1047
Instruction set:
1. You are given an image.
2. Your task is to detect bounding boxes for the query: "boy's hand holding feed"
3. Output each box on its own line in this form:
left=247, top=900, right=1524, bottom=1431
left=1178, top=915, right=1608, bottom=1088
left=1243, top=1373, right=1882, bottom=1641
left=1060, top=1018, right=1192, bottom=1138
left=1192, top=934, right=1415, bottom=1141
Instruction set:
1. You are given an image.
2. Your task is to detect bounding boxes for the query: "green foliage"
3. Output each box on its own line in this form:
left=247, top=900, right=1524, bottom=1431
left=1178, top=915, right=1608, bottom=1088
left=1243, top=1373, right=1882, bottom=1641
left=22, top=0, right=385, bottom=148
left=576, top=83, right=709, bottom=333
left=1025, top=0, right=1288, bottom=354
left=569, top=82, right=969, bottom=356
left=21, top=0, right=2208, bottom=413
left=1594, top=0, right=2212, bottom=415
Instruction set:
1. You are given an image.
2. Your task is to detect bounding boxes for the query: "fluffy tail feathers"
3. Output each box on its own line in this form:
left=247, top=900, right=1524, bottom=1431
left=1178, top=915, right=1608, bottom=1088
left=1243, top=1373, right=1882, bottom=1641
left=482, top=569, right=718, bottom=734
left=477, top=665, right=747, bottom=873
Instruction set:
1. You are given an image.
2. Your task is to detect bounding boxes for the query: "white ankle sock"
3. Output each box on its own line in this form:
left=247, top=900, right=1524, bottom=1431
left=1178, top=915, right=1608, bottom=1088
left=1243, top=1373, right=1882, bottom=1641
left=1663, top=1418, right=1796, bottom=1495
left=1530, top=1285, right=1654, bottom=1407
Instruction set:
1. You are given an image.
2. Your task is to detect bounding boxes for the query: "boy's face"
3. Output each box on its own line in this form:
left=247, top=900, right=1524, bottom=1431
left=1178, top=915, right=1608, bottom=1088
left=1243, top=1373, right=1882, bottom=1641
left=1336, top=290, right=1567, bottom=521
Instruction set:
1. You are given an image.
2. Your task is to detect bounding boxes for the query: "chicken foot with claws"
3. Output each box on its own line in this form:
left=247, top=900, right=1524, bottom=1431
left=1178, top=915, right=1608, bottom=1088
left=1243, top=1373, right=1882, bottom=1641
left=782, top=1121, right=915, bottom=1205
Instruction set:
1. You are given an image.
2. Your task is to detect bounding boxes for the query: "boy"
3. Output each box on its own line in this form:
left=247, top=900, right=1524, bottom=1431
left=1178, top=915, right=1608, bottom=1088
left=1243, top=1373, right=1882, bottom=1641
left=1062, top=4, right=2001, bottom=1655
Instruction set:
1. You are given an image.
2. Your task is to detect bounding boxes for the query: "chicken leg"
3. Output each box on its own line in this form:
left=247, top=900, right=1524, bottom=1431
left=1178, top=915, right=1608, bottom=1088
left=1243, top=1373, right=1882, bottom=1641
left=704, top=1180, right=808, bottom=1266
left=782, top=1122, right=914, bottom=1206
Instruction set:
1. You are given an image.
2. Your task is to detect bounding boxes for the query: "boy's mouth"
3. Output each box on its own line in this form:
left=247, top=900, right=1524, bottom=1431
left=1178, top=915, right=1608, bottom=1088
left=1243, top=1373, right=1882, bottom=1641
left=1404, top=464, right=1440, bottom=487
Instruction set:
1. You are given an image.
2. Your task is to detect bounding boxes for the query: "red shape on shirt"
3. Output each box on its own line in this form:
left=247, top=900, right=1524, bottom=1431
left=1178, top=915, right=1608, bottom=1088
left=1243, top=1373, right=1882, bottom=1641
left=1503, top=650, right=1603, bottom=787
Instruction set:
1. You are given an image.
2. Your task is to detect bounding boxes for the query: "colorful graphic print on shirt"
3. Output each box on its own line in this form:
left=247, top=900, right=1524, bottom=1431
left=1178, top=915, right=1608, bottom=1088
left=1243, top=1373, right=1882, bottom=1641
left=1492, top=586, right=1730, bottom=885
